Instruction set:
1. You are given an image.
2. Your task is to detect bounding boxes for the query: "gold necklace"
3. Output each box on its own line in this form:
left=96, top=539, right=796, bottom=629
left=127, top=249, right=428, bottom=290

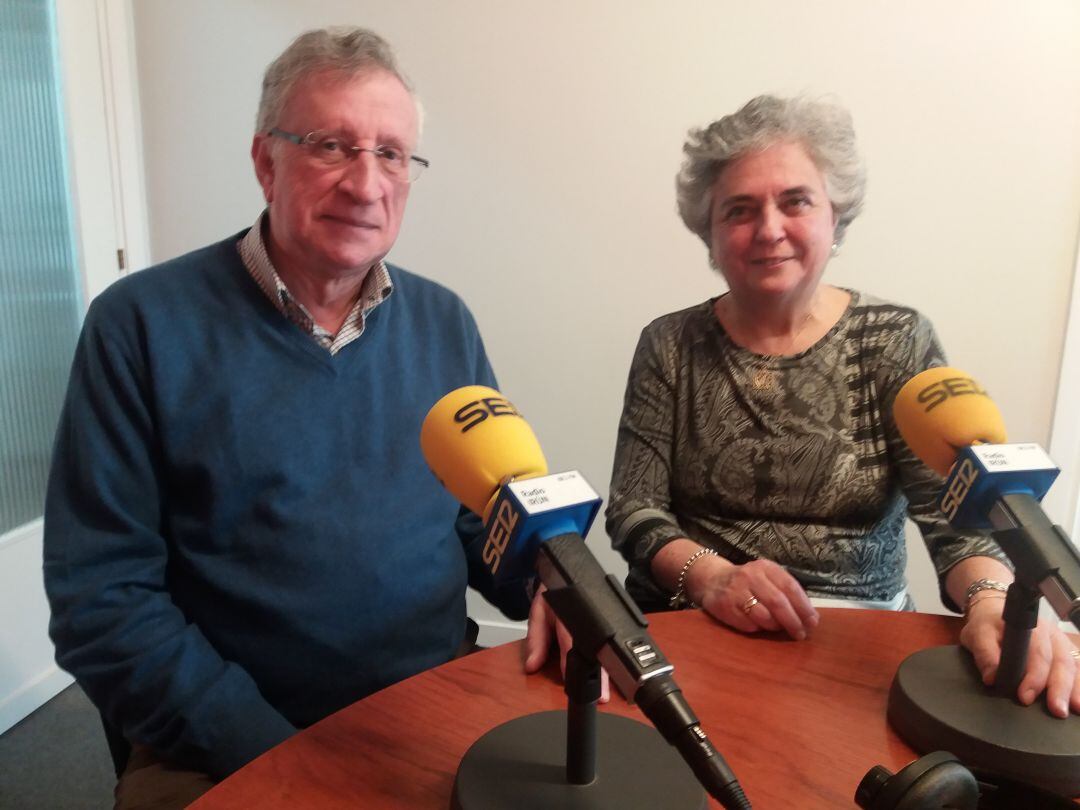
left=762, top=309, right=815, bottom=358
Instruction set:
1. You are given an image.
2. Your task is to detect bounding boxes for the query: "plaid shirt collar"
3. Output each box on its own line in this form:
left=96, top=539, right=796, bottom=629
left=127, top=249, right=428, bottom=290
left=237, top=209, right=393, bottom=354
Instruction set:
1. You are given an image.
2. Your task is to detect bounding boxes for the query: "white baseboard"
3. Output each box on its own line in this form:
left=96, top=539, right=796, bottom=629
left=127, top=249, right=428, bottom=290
left=476, top=619, right=527, bottom=648
left=0, top=665, right=75, bottom=736
left=0, top=518, right=43, bottom=551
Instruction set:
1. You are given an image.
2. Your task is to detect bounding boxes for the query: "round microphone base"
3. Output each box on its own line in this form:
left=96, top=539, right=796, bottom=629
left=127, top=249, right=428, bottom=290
left=888, top=645, right=1080, bottom=796
left=451, top=710, right=706, bottom=810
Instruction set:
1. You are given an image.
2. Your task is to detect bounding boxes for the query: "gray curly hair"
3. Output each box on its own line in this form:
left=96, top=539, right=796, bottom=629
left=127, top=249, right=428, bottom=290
left=676, top=95, right=866, bottom=248
left=255, top=27, right=421, bottom=135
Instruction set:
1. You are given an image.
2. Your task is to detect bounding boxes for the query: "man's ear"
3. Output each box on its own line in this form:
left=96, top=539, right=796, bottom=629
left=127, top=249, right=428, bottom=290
left=252, top=135, right=275, bottom=203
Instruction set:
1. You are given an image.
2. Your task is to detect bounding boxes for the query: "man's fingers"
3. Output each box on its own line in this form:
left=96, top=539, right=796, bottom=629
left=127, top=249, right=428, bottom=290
left=553, top=617, right=610, bottom=703
left=555, top=620, right=574, bottom=679
left=522, top=590, right=552, bottom=673
left=521, top=584, right=612, bottom=704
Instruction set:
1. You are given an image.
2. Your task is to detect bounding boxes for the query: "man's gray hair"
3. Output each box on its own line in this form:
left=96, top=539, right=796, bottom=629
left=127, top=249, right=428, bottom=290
left=675, top=95, right=866, bottom=248
left=255, top=27, right=421, bottom=135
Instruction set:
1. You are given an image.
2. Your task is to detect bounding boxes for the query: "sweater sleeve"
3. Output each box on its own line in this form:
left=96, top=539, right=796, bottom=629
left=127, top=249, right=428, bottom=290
left=606, top=325, right=689, bottom=609
left=43, top=296, right=296, bottom=779
left=876, top=311, right=1010, bottom=612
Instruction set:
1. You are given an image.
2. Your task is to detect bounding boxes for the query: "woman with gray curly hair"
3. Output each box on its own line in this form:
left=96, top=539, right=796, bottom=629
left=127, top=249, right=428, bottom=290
left=606, top=95, right=1080, bottom=717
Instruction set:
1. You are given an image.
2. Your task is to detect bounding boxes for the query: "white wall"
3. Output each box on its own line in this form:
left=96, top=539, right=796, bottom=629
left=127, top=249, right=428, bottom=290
left=0, top=524, right=73, bottom=734
left=130, top=1, right=1080, bottom=628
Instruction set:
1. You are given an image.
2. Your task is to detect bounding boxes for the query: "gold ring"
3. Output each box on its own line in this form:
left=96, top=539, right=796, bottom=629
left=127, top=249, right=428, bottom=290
left=742, top=595, right=760, bottom=613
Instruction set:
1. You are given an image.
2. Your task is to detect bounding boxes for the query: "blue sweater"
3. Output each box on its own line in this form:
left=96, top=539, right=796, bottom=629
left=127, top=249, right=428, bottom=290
left=44, top=234, right=524, bottom=777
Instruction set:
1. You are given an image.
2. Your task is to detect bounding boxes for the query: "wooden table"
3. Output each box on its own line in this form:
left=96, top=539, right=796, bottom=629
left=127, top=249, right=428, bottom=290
left=188, top=609, right=1039, bottom=808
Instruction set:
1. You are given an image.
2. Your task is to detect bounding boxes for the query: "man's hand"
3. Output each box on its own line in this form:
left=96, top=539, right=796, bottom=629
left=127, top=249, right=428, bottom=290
left=960, top=596, right=1080, bottom=718
left=522, top=584, right=610, bottom=702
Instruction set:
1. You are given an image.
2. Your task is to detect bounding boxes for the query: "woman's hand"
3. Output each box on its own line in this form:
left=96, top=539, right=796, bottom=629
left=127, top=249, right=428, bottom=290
left=690, top=556, right=819, bottom=640
left=959, top=596, right=1080, bottom=718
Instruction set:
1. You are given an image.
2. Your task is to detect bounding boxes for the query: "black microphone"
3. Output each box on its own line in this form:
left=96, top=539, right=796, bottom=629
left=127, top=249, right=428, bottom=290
left=538, top=532, right=750, bottom=809
left=421, top=386, right=752, bottom=810
left=887, top=368, right=1080, bottom=796
left=893, top=367, right=1080, bottom=629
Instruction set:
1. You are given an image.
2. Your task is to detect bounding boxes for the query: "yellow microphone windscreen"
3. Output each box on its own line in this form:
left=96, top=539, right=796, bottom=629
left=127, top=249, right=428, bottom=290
left=893, top=367, right=1007, bottom=476
left=420, top=386, right=548, bottom=520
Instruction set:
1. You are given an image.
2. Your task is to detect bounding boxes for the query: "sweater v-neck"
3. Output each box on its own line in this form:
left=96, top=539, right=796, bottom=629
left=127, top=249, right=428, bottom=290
left=221, top=239, right=382, bottom=375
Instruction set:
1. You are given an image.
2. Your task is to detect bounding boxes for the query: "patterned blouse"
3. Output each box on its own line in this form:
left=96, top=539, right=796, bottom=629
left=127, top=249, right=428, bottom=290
left=606, top=290, right=1006, bottom=612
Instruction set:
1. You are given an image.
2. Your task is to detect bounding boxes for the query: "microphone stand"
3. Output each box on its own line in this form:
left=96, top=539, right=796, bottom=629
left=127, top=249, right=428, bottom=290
left=564, top=648, right=600, bottom=786
left=451, top=588, right=709, bottom=809
left=993, top=579, right=1040, bottom=700
left=888, top=493, right=1080, bottom=796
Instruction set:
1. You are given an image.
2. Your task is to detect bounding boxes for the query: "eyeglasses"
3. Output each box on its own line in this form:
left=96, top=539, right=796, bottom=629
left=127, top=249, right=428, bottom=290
left=268, top=128, right=430, bottom=183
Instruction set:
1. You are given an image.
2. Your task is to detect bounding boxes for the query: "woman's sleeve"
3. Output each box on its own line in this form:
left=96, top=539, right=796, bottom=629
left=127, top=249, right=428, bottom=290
left=606, top=325, right=689, bottom=608
left=878, top=312, right=1010, bottom=612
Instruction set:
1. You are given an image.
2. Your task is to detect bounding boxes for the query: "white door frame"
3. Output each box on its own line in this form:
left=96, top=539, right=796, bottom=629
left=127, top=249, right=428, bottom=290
left=1047, top=238, right=1080, bottom=540
left=0, top=0, right=148, bottom=735
left=56, top=0, right=150, bottom=300
left=96, top=0, right=151, bottom=276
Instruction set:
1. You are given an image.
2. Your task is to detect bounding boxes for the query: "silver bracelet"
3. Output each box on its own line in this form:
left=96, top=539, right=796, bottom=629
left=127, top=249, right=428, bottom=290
left=669, top=548, right=718, bottom=609
left=963, top=578, right=1009, bottom=607
left=964, top=592, right=1007, bottom=618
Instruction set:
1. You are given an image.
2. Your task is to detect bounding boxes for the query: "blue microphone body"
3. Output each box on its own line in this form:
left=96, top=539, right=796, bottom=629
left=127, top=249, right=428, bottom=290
left=936, top=443, right=1080, bottom=628
left=480, top=471, right=601, bottom=584
left=939, top=443, right=1059, bottom=530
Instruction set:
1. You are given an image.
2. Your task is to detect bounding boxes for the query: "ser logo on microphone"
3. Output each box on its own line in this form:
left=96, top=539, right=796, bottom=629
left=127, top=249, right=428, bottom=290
left=940, top=457, right=979, bottom=521
left=482, top=498, right=519, bottom=574
left=454, top=397, right=521, bottom=433
left=916, top=376, right=988, bottom=413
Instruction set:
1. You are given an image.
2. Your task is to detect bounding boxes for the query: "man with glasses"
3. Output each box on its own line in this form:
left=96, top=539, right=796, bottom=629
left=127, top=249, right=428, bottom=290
left=44, top=28, right=552, bottom=808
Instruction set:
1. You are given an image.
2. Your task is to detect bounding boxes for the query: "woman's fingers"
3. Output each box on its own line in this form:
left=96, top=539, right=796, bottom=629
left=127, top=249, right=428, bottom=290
left=740, top=593, right=781, bottom=633
left=961, top=607, right=1080, bottom=716
left=751, top=581, right=805, bottom=638
left=775, top=573, right=820, bottom=638
left=712, top=589, right=765, bottom=634
left=958, top=612, right=1003, bottom=685
left=1070, top=657, right=1080, bottom=715
left=1016, top=627, right=1052, bottom=707
left=993, top=620, right=1080, bottom=717
left=709, top=561, right=816, bottom=640
left=749, top=562, right=817, bottom=639
left=1039, top=629, right=1079, bottom=718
